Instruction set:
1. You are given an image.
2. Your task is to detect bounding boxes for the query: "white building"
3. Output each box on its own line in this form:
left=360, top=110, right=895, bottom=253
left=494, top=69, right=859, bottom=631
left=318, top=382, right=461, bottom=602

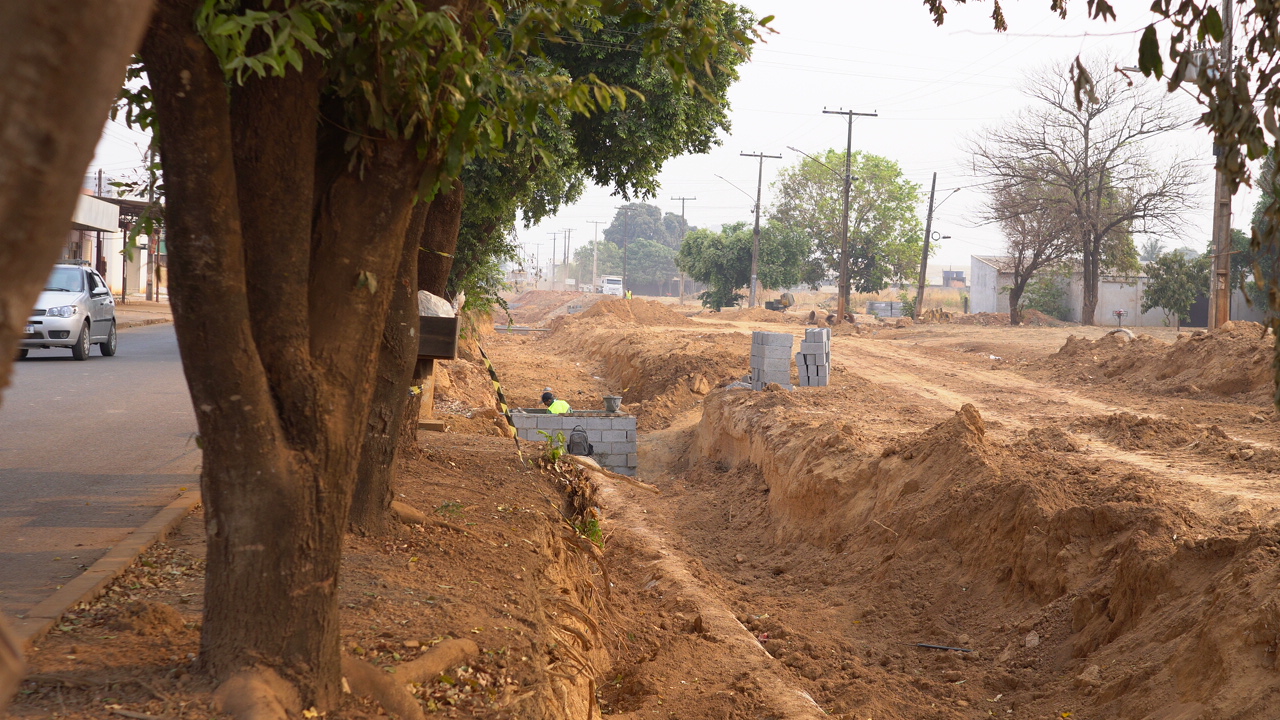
left=968, top=255, right=1261, bottom=327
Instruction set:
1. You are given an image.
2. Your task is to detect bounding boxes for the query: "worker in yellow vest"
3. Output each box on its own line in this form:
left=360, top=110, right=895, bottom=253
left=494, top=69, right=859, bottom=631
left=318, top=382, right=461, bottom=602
left=541, top=391, right=571, bottom=414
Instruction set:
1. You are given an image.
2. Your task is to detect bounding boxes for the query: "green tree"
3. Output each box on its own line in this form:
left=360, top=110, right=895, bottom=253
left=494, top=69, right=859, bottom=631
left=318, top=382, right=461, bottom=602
left=1143, top=251, right=1211, bottom=329
left=603, top=202, right=691, bottom=249
left=573, top=239, right=623, bottom=283
left=677, top=220, right=810, bottom=309
left=769, top=150, right=923, bottom=301
left=126, top=0, right=758, bottom=707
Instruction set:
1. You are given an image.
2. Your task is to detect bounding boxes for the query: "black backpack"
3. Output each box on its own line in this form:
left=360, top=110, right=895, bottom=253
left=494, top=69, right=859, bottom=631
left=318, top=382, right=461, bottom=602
left=567, top=425, right=593, bottom=456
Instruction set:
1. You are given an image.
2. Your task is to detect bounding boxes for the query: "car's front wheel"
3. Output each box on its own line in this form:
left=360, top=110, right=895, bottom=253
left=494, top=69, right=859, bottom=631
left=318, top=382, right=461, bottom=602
left=71, top=322, right=90, bottom=361
left=100, top=322, right=117, bottom=357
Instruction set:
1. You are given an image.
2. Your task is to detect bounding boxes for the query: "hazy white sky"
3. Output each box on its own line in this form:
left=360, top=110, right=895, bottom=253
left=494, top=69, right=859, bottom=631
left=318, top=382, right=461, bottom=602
left=86, top=0, right=1254, bottom=275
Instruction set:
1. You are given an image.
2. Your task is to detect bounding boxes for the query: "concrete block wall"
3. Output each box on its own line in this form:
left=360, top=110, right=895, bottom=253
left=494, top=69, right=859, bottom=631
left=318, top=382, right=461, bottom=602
left=751, top=331, right=794, bottom=390
left=796, top=327, right=830, bottom=387
left=510, top=410, right=638, bottom=476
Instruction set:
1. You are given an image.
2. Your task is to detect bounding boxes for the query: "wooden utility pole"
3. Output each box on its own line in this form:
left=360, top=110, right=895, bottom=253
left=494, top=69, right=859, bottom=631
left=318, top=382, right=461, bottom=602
left=561, top=228, right=573, bottom=290
left=1210, top=0, right=1234, bottom=329
left=740, top=152, right=781, bottom=308
left=822, top=108, right=877, bottom=323
left=913, top=173, right=938, bottom=320
left=671, top=195, right=696, bottom=303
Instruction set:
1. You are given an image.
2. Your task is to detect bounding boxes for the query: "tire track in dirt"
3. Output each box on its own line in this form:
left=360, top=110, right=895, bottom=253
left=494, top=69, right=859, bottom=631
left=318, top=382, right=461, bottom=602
left=832, top=337, right=1280, bottom=514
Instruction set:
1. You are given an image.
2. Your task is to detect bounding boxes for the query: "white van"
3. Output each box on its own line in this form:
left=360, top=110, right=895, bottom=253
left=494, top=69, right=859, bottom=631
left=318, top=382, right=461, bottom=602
left=599, top=275, right=624, bottom=296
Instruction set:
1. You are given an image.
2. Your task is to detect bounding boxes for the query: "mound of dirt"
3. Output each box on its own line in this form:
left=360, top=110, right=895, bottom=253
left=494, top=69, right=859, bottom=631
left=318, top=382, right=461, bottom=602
left=953, top=312, right=1010, bottom=326
left=705, top=307, right=804, bottom=324
left=500, top=290, right=605, bottom=326
left=683, top=389, right=1280, bottom=718
left=1071, top=412, right=1210, bottom=450
left=1050, top=322, right=1274, bottom=398
left=1020, top=425, right=1082, bottom=452
left=1020, top=309, right=1074, bottom=327
left=571, top=298, right=695, bottom=327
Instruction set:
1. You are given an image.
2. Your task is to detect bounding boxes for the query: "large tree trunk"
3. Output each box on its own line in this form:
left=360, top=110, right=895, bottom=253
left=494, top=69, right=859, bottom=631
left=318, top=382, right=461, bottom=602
left=143, top=1, right=426, bottom=705
left=399, top=179, right=467, bottom=445
left=417, top=179, right=465, bottom=296
left=1007, top=279, right=1027, bottom=326
left=350, top=203, right=428, bottom=534
left=1081, top=234, right=1101, bottom=325
left=0, top=3, right=154, bottom=708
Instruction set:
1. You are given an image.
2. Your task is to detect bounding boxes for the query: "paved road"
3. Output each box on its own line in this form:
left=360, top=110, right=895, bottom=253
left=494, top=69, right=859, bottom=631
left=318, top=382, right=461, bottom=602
left=0, top=323, right=199, bottom=617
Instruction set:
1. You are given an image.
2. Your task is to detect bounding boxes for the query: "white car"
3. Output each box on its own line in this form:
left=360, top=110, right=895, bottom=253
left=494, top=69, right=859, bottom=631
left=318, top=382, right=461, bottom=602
left=21, top=264, right=118, bottom=360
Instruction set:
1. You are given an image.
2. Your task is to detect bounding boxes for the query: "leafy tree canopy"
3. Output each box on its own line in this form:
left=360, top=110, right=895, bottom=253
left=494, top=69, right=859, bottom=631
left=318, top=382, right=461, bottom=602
left=1143, top=250, right=1211, bottom=328
left=769, top=150, right=922, bottom=294
left=676, top=220, right=810, bottom=308
left=603, top=202, right=692, bottom=250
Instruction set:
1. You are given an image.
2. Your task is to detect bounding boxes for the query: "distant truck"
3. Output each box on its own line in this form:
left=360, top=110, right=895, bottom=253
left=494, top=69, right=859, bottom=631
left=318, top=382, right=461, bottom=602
left=599, top=275, right=624, bottom=296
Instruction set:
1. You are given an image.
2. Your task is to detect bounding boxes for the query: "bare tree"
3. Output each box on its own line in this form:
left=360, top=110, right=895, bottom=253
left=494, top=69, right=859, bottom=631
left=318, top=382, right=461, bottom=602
left=972, top=56, right=1198, bottom=325
left=980, top=177, right=1078, bottom=325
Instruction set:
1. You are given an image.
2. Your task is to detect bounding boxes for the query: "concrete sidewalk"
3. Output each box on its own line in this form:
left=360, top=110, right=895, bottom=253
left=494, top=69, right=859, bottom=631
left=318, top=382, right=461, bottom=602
left=114, top=298, right=172, bottom=329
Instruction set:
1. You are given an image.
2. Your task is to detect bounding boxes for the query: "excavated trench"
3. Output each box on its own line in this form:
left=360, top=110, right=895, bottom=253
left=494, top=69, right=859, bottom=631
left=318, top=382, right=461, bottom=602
left=547, top=313, right=1280, bottom=719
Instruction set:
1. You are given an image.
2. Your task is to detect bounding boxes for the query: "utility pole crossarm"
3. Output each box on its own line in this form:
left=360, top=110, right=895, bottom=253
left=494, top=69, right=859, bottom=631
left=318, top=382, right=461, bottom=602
left=740, top=152, right=783, bottom=308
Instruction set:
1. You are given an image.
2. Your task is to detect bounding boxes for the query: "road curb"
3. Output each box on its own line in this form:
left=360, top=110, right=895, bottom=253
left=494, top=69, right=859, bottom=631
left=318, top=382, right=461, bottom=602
left=117, top=317, right=172, bottom=330
left=11, top=489, right=201, bottom=650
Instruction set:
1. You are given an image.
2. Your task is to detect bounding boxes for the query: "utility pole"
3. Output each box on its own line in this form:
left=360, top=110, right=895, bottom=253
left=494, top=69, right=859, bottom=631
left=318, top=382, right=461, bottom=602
left=146, top=147, right=155, bottom=302
left=671, top=195, right=696, bottom=303
left=548, top=232, right=558, bottom=291
left=1210, top=0, right=1234, bottom=329
left=588, top=220, right=606, bottom=291
left=561, top=228, right=573, bottom=290
left=913, top=173, right=938, bottom=320
left=823, top=108, right=877, bottom=323
left=740, top=152, right=781, bottom=307
left=95, top=170, right=106, bottom=278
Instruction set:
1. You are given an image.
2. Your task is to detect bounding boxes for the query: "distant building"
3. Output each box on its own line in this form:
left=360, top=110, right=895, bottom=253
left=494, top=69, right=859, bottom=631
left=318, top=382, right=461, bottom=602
left=968, top=255, right=1263, bottom=327
left=941, top=270, right=966, bottom=288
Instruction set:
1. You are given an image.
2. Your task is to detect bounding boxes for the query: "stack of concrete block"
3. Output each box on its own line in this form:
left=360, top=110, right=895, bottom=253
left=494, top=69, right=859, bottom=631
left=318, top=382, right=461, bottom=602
left=510, top=410, right=638, bottom=476
left=750, top=331, right=794, bottom=390
left=796, top=327, right=830, bottom=386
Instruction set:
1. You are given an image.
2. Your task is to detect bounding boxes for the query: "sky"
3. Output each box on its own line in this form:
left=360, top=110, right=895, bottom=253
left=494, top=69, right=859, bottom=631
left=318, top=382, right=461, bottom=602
left=85, top=0, right=1255, bottom=278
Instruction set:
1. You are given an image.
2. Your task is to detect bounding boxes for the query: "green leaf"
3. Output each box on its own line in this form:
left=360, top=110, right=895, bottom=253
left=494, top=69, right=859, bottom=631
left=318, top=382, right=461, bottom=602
left=1138, top=24, right=1164, bottom=79
left=1199, top=6, right=1224, bottom=42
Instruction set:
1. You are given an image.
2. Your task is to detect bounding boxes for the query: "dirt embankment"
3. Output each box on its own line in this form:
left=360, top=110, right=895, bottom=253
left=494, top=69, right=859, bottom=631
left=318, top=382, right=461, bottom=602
left=681, top=385, right=1280, bottom=718
left=499, top=290, right=606, bottom=326
left=548, top=301, right=748, bottom=429
left=1048, top=321, right=1274, bottom=399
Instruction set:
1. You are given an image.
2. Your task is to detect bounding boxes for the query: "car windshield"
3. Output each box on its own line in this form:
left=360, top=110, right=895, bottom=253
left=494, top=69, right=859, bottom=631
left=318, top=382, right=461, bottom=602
left=44, top=267, right=84, bottom=292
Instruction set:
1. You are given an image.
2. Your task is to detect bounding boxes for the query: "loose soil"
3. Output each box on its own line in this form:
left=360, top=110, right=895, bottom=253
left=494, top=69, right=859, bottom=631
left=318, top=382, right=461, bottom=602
left=15, top=299, right=1280, bottom=719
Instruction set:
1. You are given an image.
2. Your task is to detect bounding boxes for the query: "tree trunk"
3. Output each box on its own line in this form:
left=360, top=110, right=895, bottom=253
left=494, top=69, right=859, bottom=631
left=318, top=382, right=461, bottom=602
left=0, top=0, right=152, bottom=401
left=0, top=7, right=151, bottom=704
left=350, top=203, right=428, bottom=534
left=417, top=179, right=465, bottom=296
left=400, top=179, right=466, bottom=445
left=1081, top=233, right=1101, bottom=325
left=1007, top=280, right=1026, bottom=326
left=143, top=1, right=426, bottom=705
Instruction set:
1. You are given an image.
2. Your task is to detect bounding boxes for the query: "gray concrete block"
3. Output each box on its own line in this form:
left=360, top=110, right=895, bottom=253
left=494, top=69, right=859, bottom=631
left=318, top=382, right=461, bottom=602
left=593, top=442, right=613, bottom=455
left=756, top=357, right=790, bottom=373
left=612, top=417, right=637, bottom=430
left=517, top=429, right=540, bottom=441
left=627, top=453, right=639, bottom=466
left=512, top=414, right=538, bottom=428
left=584, top=417, right=612, bottom=430
left=760, top=333, right=794, bottom=348
left=613, top=441, right=638, bottom=454
left=602, top=429, right=628, bottom=442
left=613, top=467, right=637, bottom=476
left=585, top=430, right=603, bottom=443
left=751, top=345, right=793, bottom=360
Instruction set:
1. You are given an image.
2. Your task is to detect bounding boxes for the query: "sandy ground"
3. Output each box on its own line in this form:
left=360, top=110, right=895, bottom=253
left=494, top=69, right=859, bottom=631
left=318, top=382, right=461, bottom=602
left=13, top=294, right=1280, bottom=719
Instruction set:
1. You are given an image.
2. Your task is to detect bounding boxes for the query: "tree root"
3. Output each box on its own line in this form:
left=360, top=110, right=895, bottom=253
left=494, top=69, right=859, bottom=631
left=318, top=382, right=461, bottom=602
left=390, top=500, right=466, bottom=534
left=563, top=455, right=660, bottom=493
left=396, top=638, right=479, bottom=684
left=210, top=668, right=300, bottom=720
left=341, top=655, right=424, bottom=720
